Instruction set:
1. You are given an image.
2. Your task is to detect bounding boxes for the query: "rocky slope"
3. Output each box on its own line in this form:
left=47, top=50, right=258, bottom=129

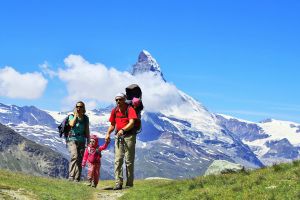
left=0, top=123, right=68, bottom=178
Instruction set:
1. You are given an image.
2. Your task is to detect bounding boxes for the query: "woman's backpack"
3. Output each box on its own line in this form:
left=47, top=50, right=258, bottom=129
left=58, top=114, right=73, bottom=139
left=57, top=114, right=88, bottom=140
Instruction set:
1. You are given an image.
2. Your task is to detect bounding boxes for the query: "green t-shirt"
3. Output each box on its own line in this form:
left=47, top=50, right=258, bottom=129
left=68, top=115, right=89, bottom=143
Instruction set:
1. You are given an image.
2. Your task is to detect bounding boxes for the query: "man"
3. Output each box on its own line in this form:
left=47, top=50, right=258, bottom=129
left=105, top=93, right=138, bottom=190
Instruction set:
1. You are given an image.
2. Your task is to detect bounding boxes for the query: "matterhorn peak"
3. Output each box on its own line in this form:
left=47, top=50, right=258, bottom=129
left=132, top=50, right=166, bottom=81
left=138, top=50, right=155, bottom=62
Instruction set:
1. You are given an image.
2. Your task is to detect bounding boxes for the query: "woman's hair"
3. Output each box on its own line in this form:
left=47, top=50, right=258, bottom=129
left=75, top=101, right=86, bottom=114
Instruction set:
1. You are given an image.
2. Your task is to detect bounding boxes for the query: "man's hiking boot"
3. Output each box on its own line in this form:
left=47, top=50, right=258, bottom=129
left=125, top=183, right=133, bottom=188
left=113, top=184, right=122, bottom=190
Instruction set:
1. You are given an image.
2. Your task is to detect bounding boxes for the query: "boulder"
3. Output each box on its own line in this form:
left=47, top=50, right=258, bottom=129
left=204, top=160, right=244, bottom=176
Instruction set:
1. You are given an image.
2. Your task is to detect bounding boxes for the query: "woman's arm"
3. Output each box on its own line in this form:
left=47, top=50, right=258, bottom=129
left=69, top=109, right=78, bottom=127
left=81, top=148, right=88, bottom=167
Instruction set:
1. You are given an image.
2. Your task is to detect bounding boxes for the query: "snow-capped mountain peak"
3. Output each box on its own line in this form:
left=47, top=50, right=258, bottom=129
left=132, top=50, right=165, bottom=81
left=259, top=119, right=300, bottom=145
left=138, top=50, right=155, bottom=62
left=8, top=51, right=299, bottom=178
left=216, top=114, right=300, bottom=166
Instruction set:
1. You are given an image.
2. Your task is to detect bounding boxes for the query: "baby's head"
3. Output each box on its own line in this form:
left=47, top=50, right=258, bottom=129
left=132, top=97, right=141, bottom=108
left=89, top=135, right=99, bottom=147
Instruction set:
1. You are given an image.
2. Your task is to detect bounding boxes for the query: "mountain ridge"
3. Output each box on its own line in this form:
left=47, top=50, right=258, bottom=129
left=0, top=123, right=68, bottom=177
left=0, top=50, right=298, bottom=179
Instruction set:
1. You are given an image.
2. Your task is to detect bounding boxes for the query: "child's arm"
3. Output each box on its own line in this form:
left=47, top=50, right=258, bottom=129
left=81, top=148, right=88, bottom=167
left=99, top=141, right=109, bottom=151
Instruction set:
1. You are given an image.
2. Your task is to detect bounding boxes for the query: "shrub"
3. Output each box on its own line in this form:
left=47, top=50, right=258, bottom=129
left=272, top=163, right=284, bottom=172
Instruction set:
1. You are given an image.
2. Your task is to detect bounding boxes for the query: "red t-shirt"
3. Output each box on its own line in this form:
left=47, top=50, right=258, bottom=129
left=109, top=105, right=137, bottom=131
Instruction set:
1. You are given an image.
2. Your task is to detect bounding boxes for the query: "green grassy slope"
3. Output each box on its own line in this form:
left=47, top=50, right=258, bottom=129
left=2, top=160, right=300, bottom=200
left=0, top=169, right=95, bottom=200
left=121, top=161, right=300, bottom=200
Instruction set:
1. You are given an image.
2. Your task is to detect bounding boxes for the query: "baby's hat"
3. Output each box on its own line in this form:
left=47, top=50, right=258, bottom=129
left=132, top=97, right=141, bottom=107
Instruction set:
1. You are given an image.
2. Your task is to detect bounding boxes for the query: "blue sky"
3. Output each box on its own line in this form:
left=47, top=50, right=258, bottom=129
left=0, top=0, right=299, bottom=123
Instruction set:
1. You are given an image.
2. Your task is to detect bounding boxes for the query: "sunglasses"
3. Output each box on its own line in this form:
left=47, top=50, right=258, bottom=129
left=115, top=98, right=123, bottom=102
left=76, top=105, right=83, bottom=108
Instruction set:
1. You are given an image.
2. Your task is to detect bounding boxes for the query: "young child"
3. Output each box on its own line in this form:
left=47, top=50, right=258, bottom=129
left=132, top=97, right=142, bottom=131
left=132, top=97, right=141, bottom=107
left=132, top=97, right=141, bottom=117
left=82, top=135, right=109, bottom=187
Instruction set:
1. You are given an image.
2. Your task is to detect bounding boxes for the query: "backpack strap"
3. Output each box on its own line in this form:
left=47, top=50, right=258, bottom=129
left=114, top=106, right=130, bottom=119
left=114, top=105, right=140, bottom=135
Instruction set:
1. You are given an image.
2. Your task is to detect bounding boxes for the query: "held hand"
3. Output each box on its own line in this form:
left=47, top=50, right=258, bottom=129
left=105, top=138, right=111, bottom=143
left=105, top=134, right=111, bottom=143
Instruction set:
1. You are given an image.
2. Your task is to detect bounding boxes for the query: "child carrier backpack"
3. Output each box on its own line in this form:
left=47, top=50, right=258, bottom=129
left=125, top=84, right=144, bottom=133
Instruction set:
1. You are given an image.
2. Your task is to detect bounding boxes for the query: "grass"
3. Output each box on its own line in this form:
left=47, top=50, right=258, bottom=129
left=2, top=160, right=300, bottom=199
left=0, top=169, right=95, bottom=200
left=121, top=160, right=300, bottom=200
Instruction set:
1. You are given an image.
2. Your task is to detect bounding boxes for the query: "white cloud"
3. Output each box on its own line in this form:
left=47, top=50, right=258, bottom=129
left=0, top=66, right=48, bottom=99
left=134, top=73, right=184, bottom=112
left=58, top=54, right=184, bottom=111
left=39, top=62, right=57, bottom=78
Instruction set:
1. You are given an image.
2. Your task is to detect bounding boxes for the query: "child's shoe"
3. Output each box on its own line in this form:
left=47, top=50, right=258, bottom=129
left=85, top=180, right=92, bottom=186
left=91, top=181, right=97, bottom=188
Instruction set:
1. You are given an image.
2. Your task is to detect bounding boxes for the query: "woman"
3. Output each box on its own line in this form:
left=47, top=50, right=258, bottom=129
left=68, top=101, right=90, bottom=182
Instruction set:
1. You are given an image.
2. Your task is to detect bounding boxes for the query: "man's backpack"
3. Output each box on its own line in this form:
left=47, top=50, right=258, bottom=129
left=125, top=84, right=144, bottom=133
left=114, top=105, right=142, bottom=134
left=58, top=114, right=73, bottom=139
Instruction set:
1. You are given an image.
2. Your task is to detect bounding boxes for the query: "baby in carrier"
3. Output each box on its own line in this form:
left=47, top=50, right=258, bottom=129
left=82, top=135, right=109, bottom=188
left=132, top=97, right=141, bottom=117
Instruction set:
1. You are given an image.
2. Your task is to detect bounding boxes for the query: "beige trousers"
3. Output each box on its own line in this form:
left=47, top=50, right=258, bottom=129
left=68, top=141, right=85, bottom=181
left=114, top=134, right=136, bottom=186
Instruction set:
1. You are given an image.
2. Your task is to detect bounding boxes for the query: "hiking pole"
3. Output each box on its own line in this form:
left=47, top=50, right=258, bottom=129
left=117, top=135, right=124, bottom=149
